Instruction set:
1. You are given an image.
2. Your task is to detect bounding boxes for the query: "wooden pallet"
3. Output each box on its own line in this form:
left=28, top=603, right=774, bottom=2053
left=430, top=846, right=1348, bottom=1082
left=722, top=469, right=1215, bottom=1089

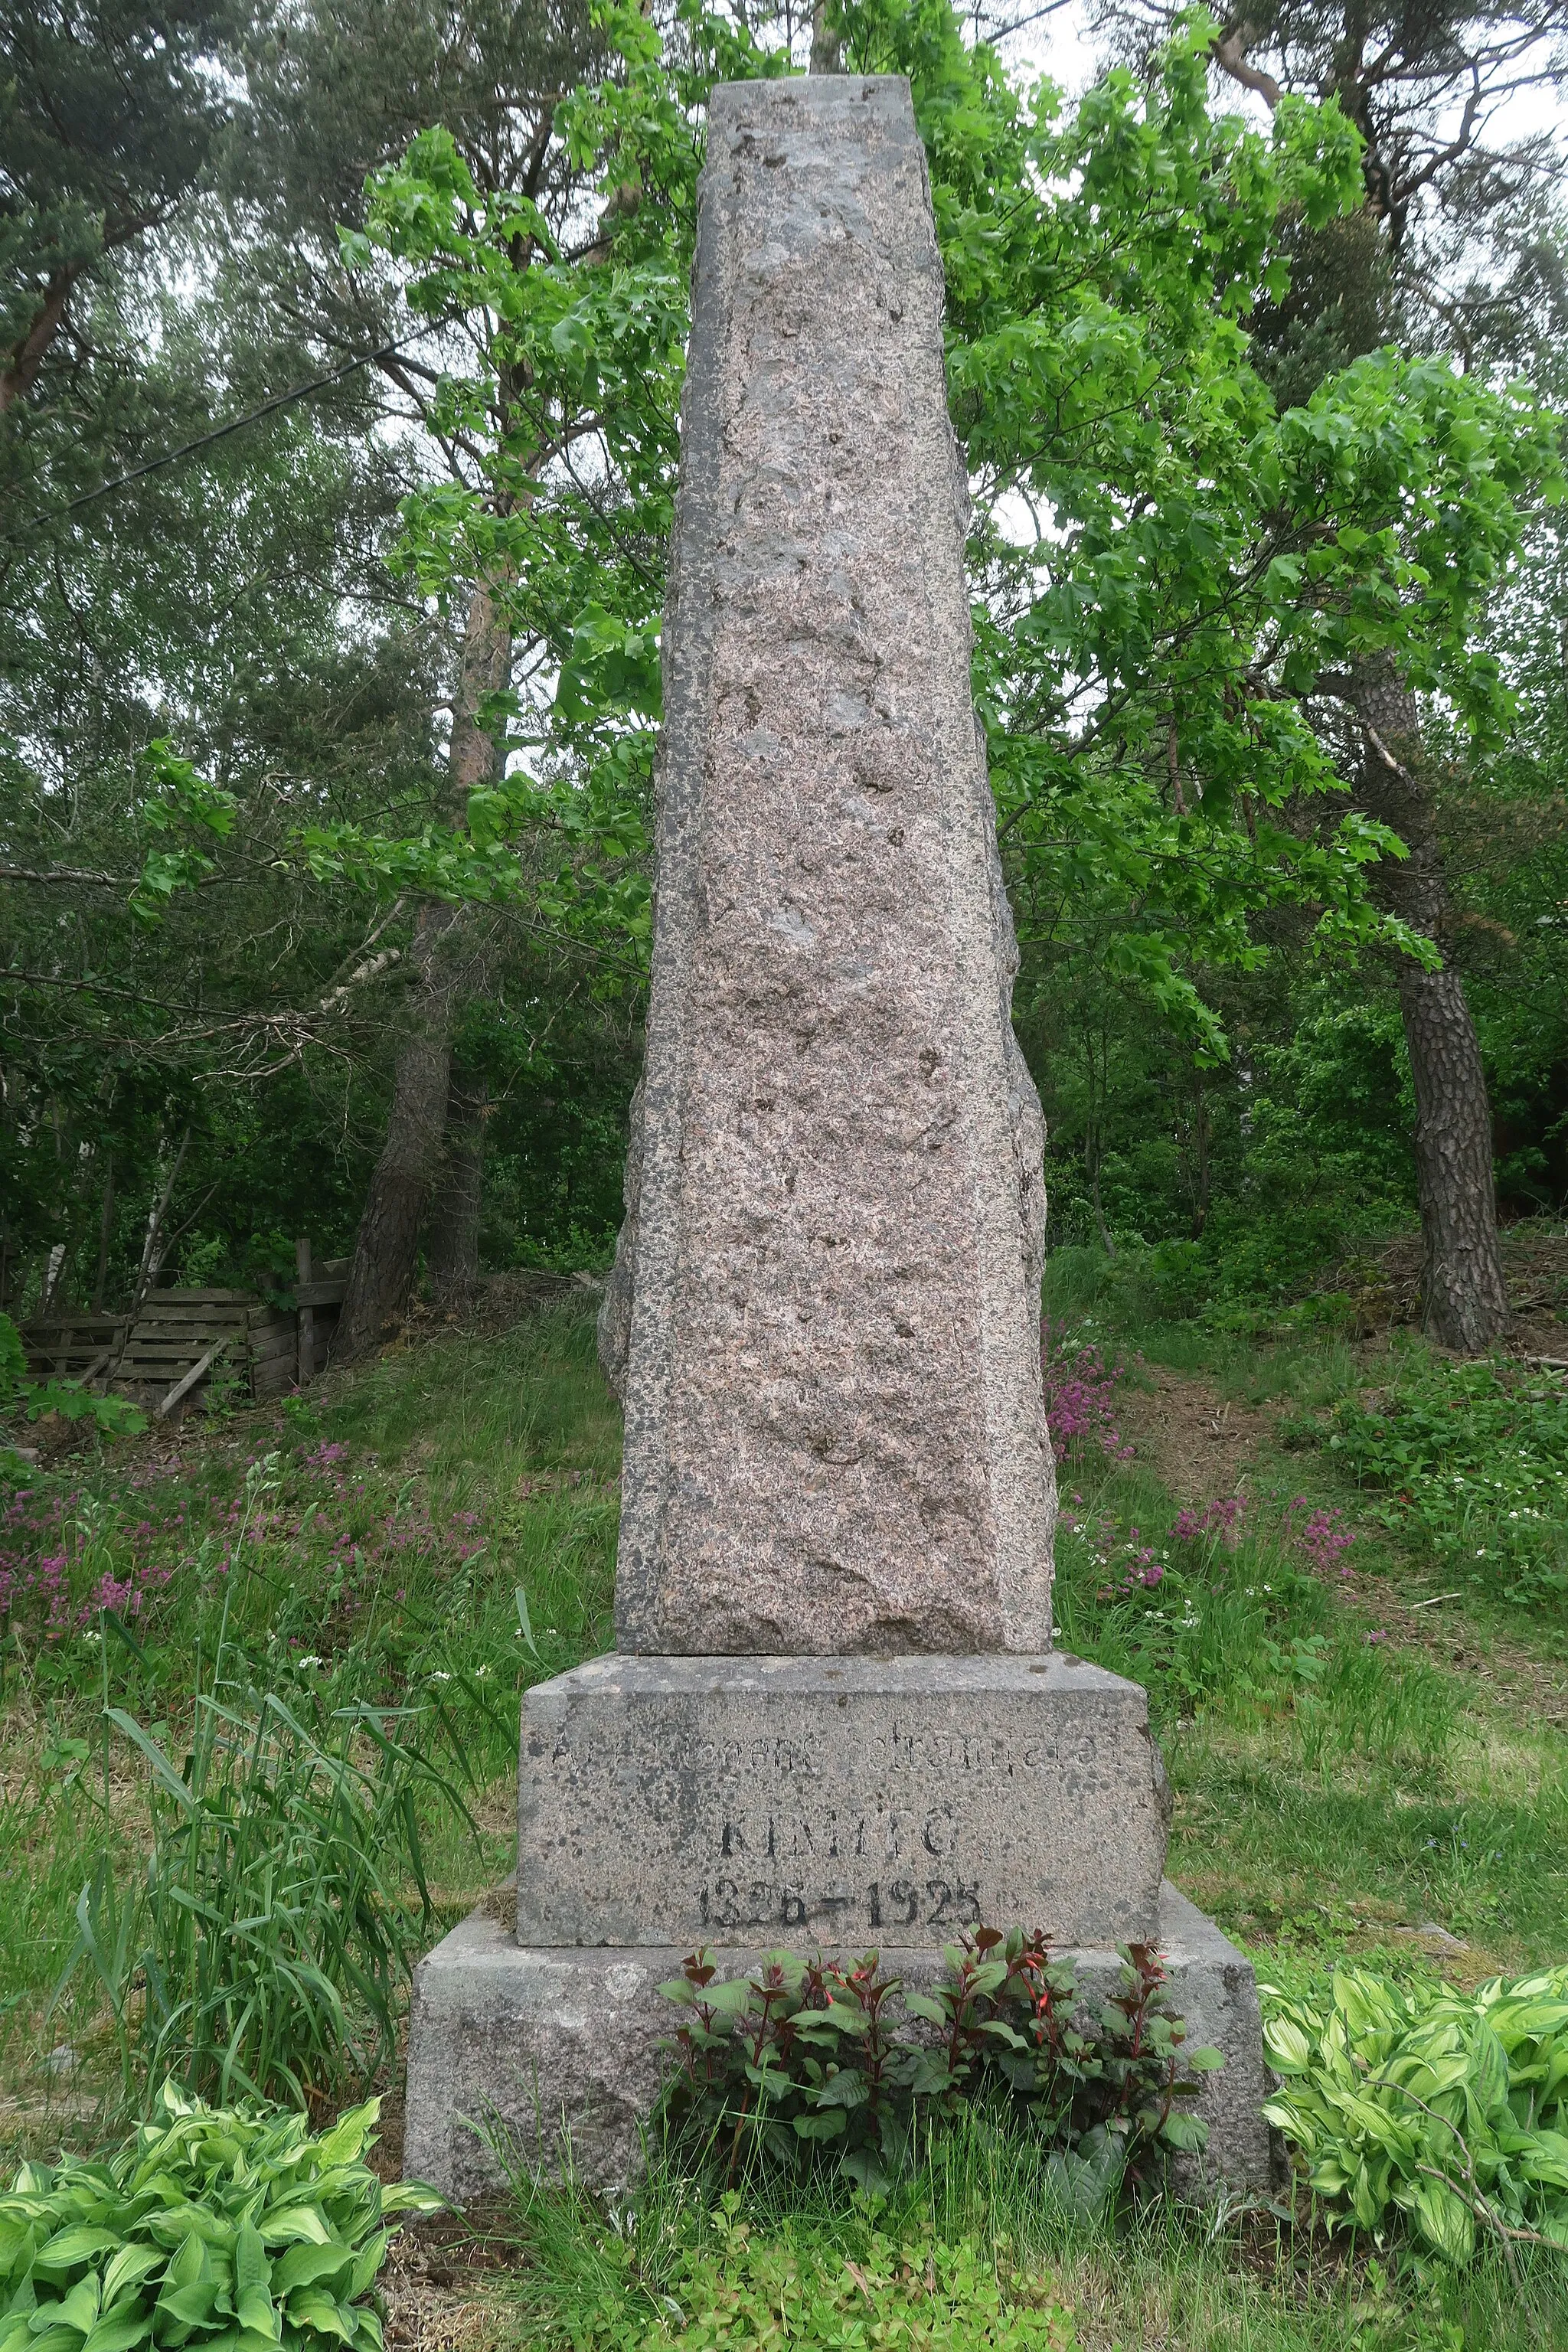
left=24, top=1267, right=347, bottom=1414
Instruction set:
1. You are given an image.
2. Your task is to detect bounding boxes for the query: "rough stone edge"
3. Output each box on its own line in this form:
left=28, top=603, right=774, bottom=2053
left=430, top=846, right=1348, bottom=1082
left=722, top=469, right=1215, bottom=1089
left=403, top=1880, right=1273, bottom=2203
left=515, top=1646, right=1148, bottom=1699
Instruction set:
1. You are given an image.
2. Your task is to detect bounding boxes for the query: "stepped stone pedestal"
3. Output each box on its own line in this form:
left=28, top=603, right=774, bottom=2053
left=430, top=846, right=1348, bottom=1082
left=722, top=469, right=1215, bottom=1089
left=402, top=71, right=1271, bottom=2200
left=405, top=1883, right=1272, bottom=2203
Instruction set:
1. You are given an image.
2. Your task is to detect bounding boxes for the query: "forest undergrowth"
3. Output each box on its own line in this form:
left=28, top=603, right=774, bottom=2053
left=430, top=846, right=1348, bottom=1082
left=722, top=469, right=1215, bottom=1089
left=2, top=1279, right=1566, bottom=2348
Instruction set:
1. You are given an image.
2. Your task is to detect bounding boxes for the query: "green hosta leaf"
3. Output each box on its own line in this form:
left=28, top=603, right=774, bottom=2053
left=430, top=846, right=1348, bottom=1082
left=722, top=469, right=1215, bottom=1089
left=3, top=2094, right=403, bottom=2352
left=1263, top=2017, right=1313, bottom=2073
left=1413, top=2179, right=1476, bottom=2265
left=345, top=2235, right=387, bottom=2306
left=51, top=2272, right=103, bottom=2336
left=78, top=2308, right=155, bottom=2352
left=32, top=2232, right=122, bottom=2277
left=1263, top=1963, right=1568, bottom=2259
left=232, top=2225, right=275, bottom=2343
left=376, top=2188, right=442, bottom=2220
left=98, top=2250, right=161, bottom=2313
left=311, top=2110, right=377, bottom=2173
left=162, top=2236, right=205, bottom=2295
left=281, top=2291, right=354, bottom=2344
left=273, top=2243, right=353, bottom=2300
left=158, top=2277, right=220, bottom=2329
left=1261, top=2096, right=1306, bottom=2137
left=255, top=2213, right=329, bottom=2250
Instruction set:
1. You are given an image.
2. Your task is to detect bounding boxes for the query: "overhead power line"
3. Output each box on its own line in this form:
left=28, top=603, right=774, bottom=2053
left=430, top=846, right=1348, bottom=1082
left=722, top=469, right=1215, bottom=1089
left=0, top=338, right=413, bottom=547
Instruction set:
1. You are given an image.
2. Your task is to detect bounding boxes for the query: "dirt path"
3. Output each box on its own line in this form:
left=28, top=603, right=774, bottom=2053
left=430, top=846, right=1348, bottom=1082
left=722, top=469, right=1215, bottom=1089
left=1116, top=1368, right=1273, bottom=1503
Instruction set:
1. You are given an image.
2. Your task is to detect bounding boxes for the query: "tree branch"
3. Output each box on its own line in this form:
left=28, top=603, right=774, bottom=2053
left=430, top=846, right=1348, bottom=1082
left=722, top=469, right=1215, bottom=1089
left=1211, top=25, right=1282, bottom=111
left=0, top=862, right=126, bottom=887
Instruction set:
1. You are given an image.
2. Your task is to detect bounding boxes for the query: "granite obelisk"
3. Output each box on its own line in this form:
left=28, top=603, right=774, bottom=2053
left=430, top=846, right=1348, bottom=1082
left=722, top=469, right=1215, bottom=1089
left=402, top=72, right=1271, bottom=2199
left=597, top=66, right=1054, bottom=1659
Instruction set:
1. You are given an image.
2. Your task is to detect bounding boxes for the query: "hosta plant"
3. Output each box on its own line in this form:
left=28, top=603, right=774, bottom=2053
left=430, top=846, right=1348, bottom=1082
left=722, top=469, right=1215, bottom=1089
left=1263, top=1965, right=1568, bottom=2263
left=0, top=2082, right=442, bottom=2352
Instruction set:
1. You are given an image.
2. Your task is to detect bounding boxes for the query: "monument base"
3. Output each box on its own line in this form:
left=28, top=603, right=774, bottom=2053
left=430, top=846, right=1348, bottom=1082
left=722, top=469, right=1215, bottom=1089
left=402, top=1883, right=1275, bottom=2201
left=517, top=1651, right=1170, bottom=1951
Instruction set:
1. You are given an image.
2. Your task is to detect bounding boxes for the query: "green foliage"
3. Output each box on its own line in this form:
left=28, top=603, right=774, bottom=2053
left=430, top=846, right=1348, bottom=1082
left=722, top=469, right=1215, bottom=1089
left=0, top=1315, right=145, bottom=1455
left=0, top=2081, right=441, bottom=2352
left=1263, top=1965, right=1568, bottom=2263
left=657, top=1936, right=1220, bottom=2198
left=1330, top=1354, right=1568, bottom=1609
left=2, top=1309, right=615, bottom=2094
left=870, top=4, right=1562, bottom=1056
left=1055, top=1486, right=1460, bottom=1766
left=63, top=1689, right=449, bottom=2115
left=562, top=2202, right=1076, bottom=2352
left=54, top=1460, right=465, bottom=2112
left=351, top=1, right=1562, bottom=1067
left=9, top=0, right=1566, bottom=1327
left=0, top=1, right=235, bottom=436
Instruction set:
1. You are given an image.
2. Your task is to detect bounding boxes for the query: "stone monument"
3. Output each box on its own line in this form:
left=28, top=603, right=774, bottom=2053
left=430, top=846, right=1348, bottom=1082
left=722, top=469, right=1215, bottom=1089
left=403, top=71, right=1271, bottom=2198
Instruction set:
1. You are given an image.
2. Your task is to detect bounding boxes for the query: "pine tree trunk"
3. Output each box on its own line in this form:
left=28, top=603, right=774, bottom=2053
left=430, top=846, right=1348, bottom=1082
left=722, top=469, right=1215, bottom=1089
left=334, top=965, right=456, bottom=1357
left=809, top=1, right=844, bottom=73
left=427, top=1069, right=488, bottom=1300
left=335, top=583, right=511, bottom=1361
left=1350, top=657, right=1508, bottom=1351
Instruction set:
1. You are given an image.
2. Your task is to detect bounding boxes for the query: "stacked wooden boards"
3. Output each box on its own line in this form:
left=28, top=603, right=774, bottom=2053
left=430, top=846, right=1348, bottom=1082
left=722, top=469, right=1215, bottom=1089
left=24, top=1272, right=346, bottom=1415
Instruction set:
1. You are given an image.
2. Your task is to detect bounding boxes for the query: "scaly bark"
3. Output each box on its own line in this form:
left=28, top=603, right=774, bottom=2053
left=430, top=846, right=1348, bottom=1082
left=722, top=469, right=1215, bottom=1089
left=1348, top=657, right=1508, bottom=1351
left=335, top=583, right=511, bottom=1360
left=0, top=270, right=77, bottom=413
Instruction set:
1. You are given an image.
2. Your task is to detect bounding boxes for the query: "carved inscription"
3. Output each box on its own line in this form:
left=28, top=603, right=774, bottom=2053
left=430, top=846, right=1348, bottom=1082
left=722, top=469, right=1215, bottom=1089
left=543, top=1723, right=1102, bottom=1780
left=716, top=1807, right=957, bottom=1863
left=700, top=1877, right=984, bottom=1934
left=882, top=1723, right=1100, bottom=1774
left=519, top=1686, right=1142, bottom=1947
left=697, top=1805, right=983, bottom=1936
left=547, top=1729, right=825, bottom=1777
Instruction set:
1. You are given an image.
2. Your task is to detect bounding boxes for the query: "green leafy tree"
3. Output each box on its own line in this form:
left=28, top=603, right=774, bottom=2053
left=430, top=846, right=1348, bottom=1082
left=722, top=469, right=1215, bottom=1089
left=1, top=2, right=239, bottom=419
left=1093, top=0, right=1568, bottom=1341
left=364, top=0, right=1559, bottom=1358
left=902, top=0, right=1561, bottom=1343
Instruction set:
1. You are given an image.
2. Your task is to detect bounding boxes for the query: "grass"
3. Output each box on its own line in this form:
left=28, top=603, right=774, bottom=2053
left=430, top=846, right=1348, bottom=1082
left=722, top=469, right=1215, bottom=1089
left=493, top=2105, right=1568, bottom=2350
left=0, top=1305, right=618, bottom=2141
left=1042, top=1246, right=1568, bottom=1985
left=3, top=1269, right=1566, bottom=2344
left=1047, top=1452, right=1567, bottom=1977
